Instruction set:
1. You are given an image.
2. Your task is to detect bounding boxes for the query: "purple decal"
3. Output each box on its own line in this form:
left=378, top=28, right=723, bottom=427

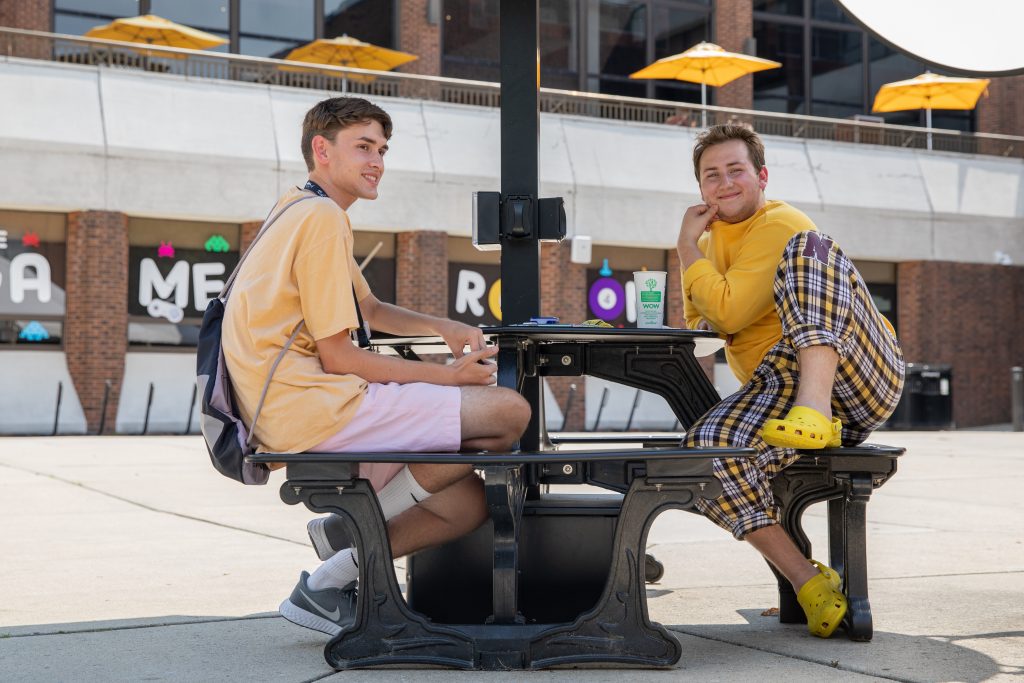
left=802, top=233, right=833, bottom=266
left=589, top=277, right=625, bottom=321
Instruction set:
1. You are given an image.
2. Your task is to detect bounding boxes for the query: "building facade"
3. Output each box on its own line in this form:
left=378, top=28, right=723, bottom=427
left=1, top=0, right=1022, bottom=434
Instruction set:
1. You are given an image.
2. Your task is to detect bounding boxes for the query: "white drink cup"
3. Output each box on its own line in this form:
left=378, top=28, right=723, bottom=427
left=633, top=271, right=667, bottom=328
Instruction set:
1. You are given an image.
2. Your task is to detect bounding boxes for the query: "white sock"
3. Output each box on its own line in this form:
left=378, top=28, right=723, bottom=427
left=305, top=468, right=432, bottom=591
left=376, top=466, right=433, bottom=521
left=308, top=548, right=359, bottom=591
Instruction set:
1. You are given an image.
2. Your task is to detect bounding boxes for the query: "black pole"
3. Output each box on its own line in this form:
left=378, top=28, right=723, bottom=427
left=499, top=1, right=541, bottom=452
left=97, top=379, right=112, bottom=436
left=51, top=381, right=63, bottom=436
left=185, top=383, right=198, bottom=435
left=142, top=382, right=154, bottom=435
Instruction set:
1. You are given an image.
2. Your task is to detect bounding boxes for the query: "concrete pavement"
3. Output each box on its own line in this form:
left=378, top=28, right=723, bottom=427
left=0, top=432, right=1021, bottom=681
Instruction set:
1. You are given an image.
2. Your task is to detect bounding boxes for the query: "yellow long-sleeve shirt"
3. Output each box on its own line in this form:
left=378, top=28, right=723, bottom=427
left=682, top=200, right=817, bottom=384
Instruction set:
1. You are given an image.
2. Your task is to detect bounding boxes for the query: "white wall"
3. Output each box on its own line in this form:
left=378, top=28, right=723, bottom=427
left=115, top=352, right=199, bottom=434
left=1, top=58, right=1021, bottom=265
left=0, top=350, right=87, bottom=435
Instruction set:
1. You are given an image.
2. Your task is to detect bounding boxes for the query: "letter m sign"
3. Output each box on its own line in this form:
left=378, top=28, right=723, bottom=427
left=802, top=233, right=833, bottom=266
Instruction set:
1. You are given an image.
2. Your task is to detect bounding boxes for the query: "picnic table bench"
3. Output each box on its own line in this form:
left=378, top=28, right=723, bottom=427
left=250, top=327, right=904, bottom=670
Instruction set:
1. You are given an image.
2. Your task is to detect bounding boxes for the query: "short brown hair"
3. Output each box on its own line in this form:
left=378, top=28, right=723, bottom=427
left=692, top=124, right=765, bottom=182
left=301, top=97, right=393, bottom=171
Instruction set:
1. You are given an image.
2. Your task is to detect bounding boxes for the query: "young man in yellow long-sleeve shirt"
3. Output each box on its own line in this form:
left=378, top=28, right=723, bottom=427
left=677, top=125, right=904, bottom=638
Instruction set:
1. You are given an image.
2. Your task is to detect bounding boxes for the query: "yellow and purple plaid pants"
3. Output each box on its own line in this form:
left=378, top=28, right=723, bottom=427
left=686, top=231, right=905, bottom=540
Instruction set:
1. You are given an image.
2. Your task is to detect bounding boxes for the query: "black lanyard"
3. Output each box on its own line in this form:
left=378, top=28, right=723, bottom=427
left=303, top=179, right=329, bottom=197
left=301, top=179, right=370, bottom=349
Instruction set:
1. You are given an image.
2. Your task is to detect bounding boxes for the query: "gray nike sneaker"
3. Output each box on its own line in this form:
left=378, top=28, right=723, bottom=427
left=307, top=515, right=352, bottom=561
left=278, top=571, right=357, bottom=636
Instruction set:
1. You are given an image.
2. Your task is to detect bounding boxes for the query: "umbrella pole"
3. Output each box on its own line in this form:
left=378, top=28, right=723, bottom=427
left=701, top=81, right=707, bottom=129
left=925, top=105, right=932, bottom=151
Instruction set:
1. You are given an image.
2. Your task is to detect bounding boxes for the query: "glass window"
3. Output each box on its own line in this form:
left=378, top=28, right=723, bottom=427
left=442, top=0, right=500, bottom=82
left=753, top=20, right=805, bottom=113
left=54, top=13, right=109, bottom=36
left=127, top=218, right=240, bottom=348
left=752, top=0, right=803, bottom=17
left=649, top=3, right=708, bottom=103
left=240, top=0, right=314, bottom=39
left=810, top=27, right=862, bottom=118
left=324, top=0, right=395, bottom=48
left=586, top=0, right=647, bottom=77
left=0, top=211, right=67, bottom=348
left=239, top=36, right=305, bottom=59
left=540, top=0, right=579, bottom=90
left=812, top=0, right=851, bottom=24
left=237, top=0, right=313, bottom=58
left=654, top=5, right=707, bottom=59
left=54, top=0, right=138, bottom=15
left=150, top=0, right=229, bottom=31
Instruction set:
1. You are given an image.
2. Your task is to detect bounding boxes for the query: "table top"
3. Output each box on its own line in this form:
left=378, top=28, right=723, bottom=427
left=373, top=326, right=725, bottom=358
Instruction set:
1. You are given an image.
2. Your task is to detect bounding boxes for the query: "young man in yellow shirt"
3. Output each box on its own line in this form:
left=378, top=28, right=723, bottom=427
left=677, top=125, right=904, bottom=638
left=223, top=97, right=530, bottom=636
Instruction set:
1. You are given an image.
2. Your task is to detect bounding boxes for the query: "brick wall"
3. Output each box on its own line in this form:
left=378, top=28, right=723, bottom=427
left=239, top=220, right=261, bottom=254
left=541, top=241, right=588, bottom=430
left=0, top=0, right=50, bottom=30
left=0, top=0, right=52, bottom=59
left=897, top=261, right=1024, bottom=427
left=396, top=230, right=447, bottom=317
left=976, top=75, right=1024, bottom=139
left=65, top=211, right=129, bottom=434
left=713, top=0, right=754, bottom=112
left=397, top=0, right=441, bottom=76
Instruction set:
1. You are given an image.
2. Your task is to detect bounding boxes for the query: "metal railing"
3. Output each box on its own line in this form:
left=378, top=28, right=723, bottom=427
left=2, top=26, right=1022, bottom=158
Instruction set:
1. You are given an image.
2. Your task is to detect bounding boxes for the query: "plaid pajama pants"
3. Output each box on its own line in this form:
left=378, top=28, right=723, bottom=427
left=686, top=231, right=905, bottom=540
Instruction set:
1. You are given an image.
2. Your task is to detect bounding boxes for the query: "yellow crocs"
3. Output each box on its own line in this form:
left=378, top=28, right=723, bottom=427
left=762, top=406, right=842, bottom=450
left=810, top=559, right=842, bottom=590
left=797, top=572, right=848, bottom=638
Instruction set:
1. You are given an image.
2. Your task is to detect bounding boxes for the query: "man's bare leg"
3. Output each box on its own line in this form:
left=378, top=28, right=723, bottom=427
left=793, top=345, right=839, bottom=418
left=745, top=525, right=817, bottom=591
left=386, top=472, right=488, bottom=558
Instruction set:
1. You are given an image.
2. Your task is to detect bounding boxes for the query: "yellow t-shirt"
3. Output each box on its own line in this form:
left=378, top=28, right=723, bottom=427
left=223, top=186, right=371, bottom=453
left=682, top=200, right=816, bottom=384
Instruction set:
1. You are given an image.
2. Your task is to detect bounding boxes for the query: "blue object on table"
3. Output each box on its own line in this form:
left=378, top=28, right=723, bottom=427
left=528, top=317, right=560, bottom=325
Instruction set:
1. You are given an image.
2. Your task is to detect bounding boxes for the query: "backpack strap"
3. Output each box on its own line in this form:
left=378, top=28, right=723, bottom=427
left=229, top=192, right=369, bottom=448
left=222, top=194, right=314, bottom=449
left=220, top=194, right=316, bottom=300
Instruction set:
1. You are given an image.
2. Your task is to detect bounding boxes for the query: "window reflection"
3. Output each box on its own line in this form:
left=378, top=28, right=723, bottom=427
left=652, top=5, right=707, bottom=103
left=752, top=0, right=803, bottom=17
left=754, top=20, right=804, bottom=113
left=238, top=0, right=313, bottom=59
left=810, top=27, right=861, bottom=118
left=54, top=0, right=138, bottom=15
left=539, top=0, right=578, bottom=90
left=324, top=0, right=395, bottom=48
left=442, top=0, right=500, bottom=82
left=442, top=0, right=587, bottom=89
left=150, top=0, right=228, bottom=30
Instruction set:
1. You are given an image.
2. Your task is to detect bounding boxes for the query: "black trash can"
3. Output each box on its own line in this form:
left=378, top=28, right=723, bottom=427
left=886, top=363, right=954, bottom=430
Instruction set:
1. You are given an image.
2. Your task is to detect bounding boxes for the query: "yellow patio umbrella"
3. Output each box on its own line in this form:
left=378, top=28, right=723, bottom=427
left=871, top=72, right=990, bottom=150
left=284, top=35, right=417, bottom=87
left=85, top=14, right=226, bottom=50
left=630, top=41, right=781, bottom=127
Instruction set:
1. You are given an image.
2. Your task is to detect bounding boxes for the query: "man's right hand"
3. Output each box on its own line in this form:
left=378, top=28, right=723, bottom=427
left=447, top=346, right=499, bottom=386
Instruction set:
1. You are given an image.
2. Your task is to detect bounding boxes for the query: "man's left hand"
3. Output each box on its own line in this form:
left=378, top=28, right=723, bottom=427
left=436, top=319, right=486, bottom=358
